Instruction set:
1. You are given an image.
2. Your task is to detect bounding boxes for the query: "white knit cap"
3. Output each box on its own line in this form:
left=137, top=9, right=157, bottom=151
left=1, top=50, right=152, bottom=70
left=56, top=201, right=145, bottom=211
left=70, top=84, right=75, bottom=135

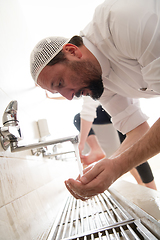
left=30, top=36, right=70, bottom=83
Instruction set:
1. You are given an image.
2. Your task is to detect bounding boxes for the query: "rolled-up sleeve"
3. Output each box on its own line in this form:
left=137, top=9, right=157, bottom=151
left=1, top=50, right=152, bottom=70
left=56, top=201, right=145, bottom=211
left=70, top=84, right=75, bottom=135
left=80, top=96, right=100, bottom=122
left=111, top=101, right=149, bottom=134
left=99, top=93, right=148, bottom=134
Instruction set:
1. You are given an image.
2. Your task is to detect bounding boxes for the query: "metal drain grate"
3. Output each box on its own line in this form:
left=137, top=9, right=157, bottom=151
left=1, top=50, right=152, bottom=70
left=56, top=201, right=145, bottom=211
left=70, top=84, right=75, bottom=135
left=48, top=191, right=158, bottom=240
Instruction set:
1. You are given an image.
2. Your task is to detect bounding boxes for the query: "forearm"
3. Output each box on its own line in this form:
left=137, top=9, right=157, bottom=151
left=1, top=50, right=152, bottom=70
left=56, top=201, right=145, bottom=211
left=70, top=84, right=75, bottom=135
left=110, top=121, right=150, bottom=158
left=112, top=118, right=160, bottom=178
left=79, top=118, right=93, bottom=145
left=65, top=119, right=160, bottom=201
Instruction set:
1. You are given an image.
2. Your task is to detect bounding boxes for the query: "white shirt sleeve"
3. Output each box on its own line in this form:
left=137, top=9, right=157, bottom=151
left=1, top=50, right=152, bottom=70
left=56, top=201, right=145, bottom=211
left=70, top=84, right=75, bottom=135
left=80, top=96, right=100, bottom=122
left=99, top=92, right=149, bottom=134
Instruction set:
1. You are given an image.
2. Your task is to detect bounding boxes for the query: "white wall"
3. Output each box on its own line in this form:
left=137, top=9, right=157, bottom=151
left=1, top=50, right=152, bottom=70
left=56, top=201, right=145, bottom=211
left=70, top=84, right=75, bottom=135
left=0, top=1, right=83, bottom=239
left=0, top=0, right=86, bottom=147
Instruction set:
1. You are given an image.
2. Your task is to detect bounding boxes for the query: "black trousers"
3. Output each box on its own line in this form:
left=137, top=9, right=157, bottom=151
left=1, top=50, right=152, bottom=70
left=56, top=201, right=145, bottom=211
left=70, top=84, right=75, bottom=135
left=73, top=106, right=154, bottom=184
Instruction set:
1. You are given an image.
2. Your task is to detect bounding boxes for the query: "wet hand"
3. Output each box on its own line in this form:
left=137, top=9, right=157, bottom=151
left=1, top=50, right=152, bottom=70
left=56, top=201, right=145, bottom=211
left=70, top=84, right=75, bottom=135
left=65, top=158, right=119, bottom=201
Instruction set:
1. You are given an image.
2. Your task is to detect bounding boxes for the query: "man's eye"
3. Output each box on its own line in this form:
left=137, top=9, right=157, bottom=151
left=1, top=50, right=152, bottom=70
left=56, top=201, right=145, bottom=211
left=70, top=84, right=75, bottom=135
left=58, top=80, right=62, bottom=87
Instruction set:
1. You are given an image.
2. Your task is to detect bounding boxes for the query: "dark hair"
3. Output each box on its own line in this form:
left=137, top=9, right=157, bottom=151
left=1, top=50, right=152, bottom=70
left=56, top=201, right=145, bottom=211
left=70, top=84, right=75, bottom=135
left=47, top=35, right=83, bottom=66
left=69, top=35, right=83, bottom=47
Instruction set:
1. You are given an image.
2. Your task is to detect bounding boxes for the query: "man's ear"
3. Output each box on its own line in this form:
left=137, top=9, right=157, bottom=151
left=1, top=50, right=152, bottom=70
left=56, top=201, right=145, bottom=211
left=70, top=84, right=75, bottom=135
left=62, top=44, right=82, bottom=59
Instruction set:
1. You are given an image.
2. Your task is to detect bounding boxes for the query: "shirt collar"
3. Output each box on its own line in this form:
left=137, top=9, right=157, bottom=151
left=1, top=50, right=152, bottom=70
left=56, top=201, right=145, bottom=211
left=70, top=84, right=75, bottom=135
left=82, top=37, right=110, bottom=77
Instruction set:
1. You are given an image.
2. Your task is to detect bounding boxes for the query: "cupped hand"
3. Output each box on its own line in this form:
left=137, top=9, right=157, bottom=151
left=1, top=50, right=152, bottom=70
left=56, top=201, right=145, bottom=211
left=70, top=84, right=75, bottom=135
left=65, top=157, right=120, bottom=201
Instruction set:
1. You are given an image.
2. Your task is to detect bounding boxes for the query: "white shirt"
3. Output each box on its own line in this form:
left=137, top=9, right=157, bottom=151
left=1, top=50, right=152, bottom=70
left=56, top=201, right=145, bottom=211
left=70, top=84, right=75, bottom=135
left=80, top=0, right=160, bottom=134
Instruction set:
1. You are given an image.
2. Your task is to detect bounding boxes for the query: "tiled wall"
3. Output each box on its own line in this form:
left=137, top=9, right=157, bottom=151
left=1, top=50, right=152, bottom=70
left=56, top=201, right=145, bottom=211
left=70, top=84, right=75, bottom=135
left=0, top=149, right=78, bottom=240
left=0, top=1, right=80, bottom=239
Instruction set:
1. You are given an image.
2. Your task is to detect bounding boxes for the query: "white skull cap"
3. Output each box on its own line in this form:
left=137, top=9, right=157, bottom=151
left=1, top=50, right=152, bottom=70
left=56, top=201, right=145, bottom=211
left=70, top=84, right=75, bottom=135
left=30, top=36, right=70, bottom=83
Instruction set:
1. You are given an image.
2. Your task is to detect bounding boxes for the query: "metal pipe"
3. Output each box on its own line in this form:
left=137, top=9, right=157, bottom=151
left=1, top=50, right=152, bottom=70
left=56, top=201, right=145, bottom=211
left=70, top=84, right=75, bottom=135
left=10, top=135, right=78, bottom=152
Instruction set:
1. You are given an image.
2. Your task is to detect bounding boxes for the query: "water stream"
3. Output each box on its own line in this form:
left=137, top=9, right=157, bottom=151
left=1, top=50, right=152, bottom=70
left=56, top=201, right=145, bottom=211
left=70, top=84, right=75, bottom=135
left=73, top=143, right=83, bottom=177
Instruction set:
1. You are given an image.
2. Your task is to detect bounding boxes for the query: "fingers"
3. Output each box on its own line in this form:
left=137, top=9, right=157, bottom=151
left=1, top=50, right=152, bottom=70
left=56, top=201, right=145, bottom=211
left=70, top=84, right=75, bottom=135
left=80, top=161, right=103, bottom=184
left=64, top=158, right=117, bottom=200
left=65, top=179, right=90, bottom=201
left=65, top=164, right=104, bottom=200
left=65, top=177, right=100, bottom=200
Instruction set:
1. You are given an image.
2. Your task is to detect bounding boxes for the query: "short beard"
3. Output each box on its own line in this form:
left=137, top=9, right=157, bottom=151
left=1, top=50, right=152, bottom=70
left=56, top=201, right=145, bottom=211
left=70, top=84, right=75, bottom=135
left=75, top=79, right=104, bottom=100
left=68, top=60, right=104, bottom=100
left=87, top=79, right=104, bottom=100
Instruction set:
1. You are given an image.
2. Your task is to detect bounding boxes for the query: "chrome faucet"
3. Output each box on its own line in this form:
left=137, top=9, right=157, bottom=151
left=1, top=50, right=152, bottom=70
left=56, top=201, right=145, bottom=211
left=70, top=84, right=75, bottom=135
left=0, top=100, right=78, bottom=154
left=0, top=100, right=22, bottom=150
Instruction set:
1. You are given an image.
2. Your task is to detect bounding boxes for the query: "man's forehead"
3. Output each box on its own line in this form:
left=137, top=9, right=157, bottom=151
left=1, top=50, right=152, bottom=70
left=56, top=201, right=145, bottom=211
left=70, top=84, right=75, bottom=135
left=38, top=65, right=55, bottom=85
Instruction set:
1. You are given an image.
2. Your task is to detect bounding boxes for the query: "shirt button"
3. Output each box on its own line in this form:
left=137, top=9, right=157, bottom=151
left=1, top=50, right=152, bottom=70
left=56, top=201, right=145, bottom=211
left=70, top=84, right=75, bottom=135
left=139, top=88, right=147, bottom=91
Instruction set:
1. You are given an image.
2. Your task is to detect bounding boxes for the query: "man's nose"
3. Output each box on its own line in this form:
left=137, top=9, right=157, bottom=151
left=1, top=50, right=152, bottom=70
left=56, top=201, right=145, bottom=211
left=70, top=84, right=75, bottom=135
left=59, top=89, right=74, bottom=100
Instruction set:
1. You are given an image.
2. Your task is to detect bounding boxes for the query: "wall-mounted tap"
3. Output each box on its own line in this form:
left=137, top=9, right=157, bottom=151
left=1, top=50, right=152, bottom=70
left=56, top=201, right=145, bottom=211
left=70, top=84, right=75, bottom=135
left=3, top=100, right=18, bottom=125
left=0, top=100, right=82, bottom=173
left=0, top=100, right=22, bottom=150
left=0, top=100, right=78, bottom=154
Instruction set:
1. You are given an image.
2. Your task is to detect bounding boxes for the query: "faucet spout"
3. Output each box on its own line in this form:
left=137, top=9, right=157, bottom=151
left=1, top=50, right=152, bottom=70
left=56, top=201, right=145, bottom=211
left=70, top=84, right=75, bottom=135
left=0, top=100, right=22, bottom=150
left=3, top=100, right=19, bottom=126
